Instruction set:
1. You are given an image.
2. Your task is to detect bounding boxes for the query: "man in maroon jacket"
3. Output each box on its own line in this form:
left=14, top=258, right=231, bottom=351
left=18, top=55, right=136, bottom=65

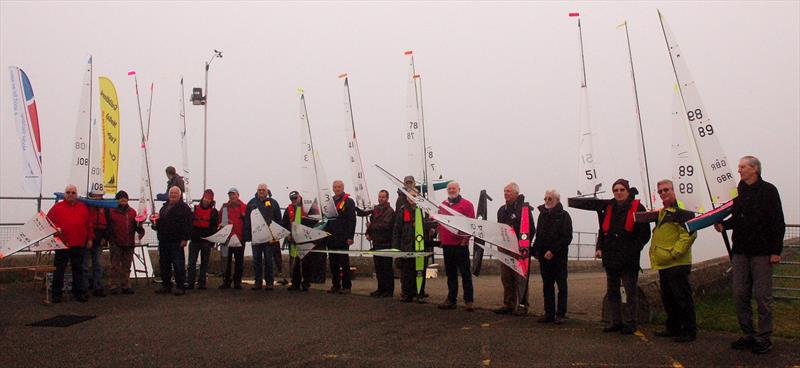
left=107, top=190, right=145, bottom=294
left=437, top=182, right=476, bottom=311
left=47, top=184, right=93, bottom=303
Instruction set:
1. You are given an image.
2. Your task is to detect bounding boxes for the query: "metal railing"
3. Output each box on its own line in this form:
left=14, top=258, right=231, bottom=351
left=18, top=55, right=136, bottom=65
left=0, top=196, right=599, bottom=260
left=775, top=224, right=800, bottom=300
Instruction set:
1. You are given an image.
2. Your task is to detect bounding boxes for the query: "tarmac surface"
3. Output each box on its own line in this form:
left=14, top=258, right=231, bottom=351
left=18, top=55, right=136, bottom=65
left=1, top=273, right=798, bottom=367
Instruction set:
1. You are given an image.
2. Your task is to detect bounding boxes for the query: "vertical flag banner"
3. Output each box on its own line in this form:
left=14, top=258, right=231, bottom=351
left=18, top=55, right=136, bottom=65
left=8, top=66, right=43, bottom=195
left=99, top=76, right=120, bottom=194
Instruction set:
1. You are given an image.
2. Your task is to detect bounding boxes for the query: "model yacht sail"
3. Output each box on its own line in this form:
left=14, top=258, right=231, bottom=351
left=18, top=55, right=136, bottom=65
left=339, top=74, right=372, bottom=211
left=69, top=56, right=93, bottom=196
left=99, top=76, right=120, bottom=195
left=179, top=77, right=192, bottom=205
left=618, top=21, right=654, bottom=209
left=129, top=71, right=155, bottom=222
left=570, top=14, right=604, bottom=197
left=8, top=66, right=43, bottom=196
left=670, top=86, right=706, bottom=213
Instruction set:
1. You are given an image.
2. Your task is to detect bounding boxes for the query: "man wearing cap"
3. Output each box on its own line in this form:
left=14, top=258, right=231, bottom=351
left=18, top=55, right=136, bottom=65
left=155, top=166, right=185, bottom=201
left=243, top=183, right=282, bottom=290
left=365, top=189, right=396, bottom=297
left=107, top=190, right=145, bottom=294
left=595, top=179, right=651, bottom=334
left=396, top=176, right=417, bottom=210
left=85, top=189, right=113, bottom=297
left=151, top=186, right=193, bottom=295
left=47, top=184, right=93, bottom=303
left=219, top=187, right=247, bottom=290
left=187, top=189, right=219, bottom=290
left=324, top=180, right=357, bottom=294
left=283, top=191, right=319, bottom=291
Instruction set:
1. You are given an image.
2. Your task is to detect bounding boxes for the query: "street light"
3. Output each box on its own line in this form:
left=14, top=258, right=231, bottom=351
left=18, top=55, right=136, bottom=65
left=192, top=49, right=223, bottom=190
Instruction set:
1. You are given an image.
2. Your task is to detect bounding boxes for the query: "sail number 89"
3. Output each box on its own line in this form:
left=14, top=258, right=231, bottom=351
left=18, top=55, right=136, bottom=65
left=678, top=165, right=694, bottom=177
left=697, top=124, right=714, bottom=137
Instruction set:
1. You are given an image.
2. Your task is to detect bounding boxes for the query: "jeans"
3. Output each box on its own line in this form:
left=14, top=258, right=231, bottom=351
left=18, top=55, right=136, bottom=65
left=223, top=246, right=244, bottom=287
left=187, top=240, right=212, bottom=287
left=52, top=247, right=85, bottom=299
left=83, top=238, right=104, bottom=291
left=659, top=265, right=696, bottom=336
left=158, top=242, right=186, bottom=290
left=443, top=246, right=473, bottom=303
left=252, top=242, right=277, bottom=287
left=605, top=267, right=639, bottom=327
left=540, top=260, right=568, bottom=318
left=732, top=254, right=774, bottom=343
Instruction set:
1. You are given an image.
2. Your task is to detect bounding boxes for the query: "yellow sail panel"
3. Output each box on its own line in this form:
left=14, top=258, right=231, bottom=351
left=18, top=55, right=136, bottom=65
left=99, top=76, right=120, bottom=194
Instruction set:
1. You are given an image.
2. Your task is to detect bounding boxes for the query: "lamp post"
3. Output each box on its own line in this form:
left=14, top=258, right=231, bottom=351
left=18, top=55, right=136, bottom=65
left=192, top=49, right=223, bottom=190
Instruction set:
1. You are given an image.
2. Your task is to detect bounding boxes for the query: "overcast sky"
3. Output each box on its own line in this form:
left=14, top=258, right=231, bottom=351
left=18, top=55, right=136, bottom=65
left=2, top=1, right=798, bottom=265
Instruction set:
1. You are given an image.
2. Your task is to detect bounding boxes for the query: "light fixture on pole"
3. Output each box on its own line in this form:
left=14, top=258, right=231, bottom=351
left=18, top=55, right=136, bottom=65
left=192, top=49, right=223, bottom=190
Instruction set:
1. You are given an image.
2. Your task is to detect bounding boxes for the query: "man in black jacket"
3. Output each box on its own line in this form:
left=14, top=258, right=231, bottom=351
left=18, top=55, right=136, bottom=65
left=715, top=156, right=785, bottom=354
left=366, top=190, right=395, bottom=297
left=325, top=180, right=357, bottom=294
left=494, top=182, right=536, bottom=316
left=151, top=186, right=193, bottom=295
left=594, top=179, right=651, bottom=335
left=187, top=189, right=219, bottom=290
left=243, top=183, right=283, bottom=290
left=533, top=189, right=573, bottom=324
left=284, top=191, right=319, bottom=292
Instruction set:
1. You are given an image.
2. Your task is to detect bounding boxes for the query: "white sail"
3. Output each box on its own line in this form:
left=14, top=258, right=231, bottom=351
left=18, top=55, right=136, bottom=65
left=291, top=222, right=330, bottom=244
left=298, top=92, right=321, bottom=217
left=130, top=71, right=155, bottom=222
left=405, top=71, right=424, bottom=183
left=8, top=66, right=43, bottom=195
left=574, top=19, right=603, bottom=197
left=179, top=78, right=192, bottom=205
left=0, top=211, right=58, bottom=258
left=88, top=118, right=105, bottom=194
left=341, top=76, right=372, bottom=210
left=70, top=56, right=93, bottom=196
left=204, top=224, right=233, bottom=244
left=671, top=86, right=706, bottom=213
left=250, top=211, right=290, bottom=243
left=315, top=150, right=338, bottom=218
left=430, top=213, right=520, bottom=255
left=659, top=11, right=737, bottom=206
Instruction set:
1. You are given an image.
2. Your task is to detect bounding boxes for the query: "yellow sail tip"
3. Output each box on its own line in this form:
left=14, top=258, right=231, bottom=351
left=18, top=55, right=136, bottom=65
left=296, top=87, right=304, bottom=93
left=616, top=21, right=627, bottom=29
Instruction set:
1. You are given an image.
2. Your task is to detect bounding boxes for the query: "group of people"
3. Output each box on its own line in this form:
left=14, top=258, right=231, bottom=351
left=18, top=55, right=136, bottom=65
left=44, top=156, right=785, bottom=354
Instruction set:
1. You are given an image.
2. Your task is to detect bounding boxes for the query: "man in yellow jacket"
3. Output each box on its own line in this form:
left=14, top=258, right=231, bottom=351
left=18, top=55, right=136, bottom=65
left=650, top=179, right=698, bottom=343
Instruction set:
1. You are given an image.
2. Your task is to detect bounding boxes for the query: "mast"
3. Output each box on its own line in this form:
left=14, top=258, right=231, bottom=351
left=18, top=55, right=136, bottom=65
left=620, top=20, right=653, bottom=209
left=405, top=51, right=432, bottom=199
left=130, top=72, right=156, bottom=216
left=85, top=57, right=94, bottom=195
left=180, top=77, right=191, bottom=205
left=340, top=74, right=372, bottom=210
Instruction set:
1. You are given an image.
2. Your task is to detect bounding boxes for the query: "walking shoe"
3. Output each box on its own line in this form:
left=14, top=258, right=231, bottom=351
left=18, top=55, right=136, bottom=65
left=121, top=288, right=135, bottom=295
left=186, top=284, right=195, bottom=290
left=339, top=289, right=351, bottom=295
left=512, top=308, right=528, bottom=316
left=415, top=296, right=426, bottom=304
left=493, top=307, right=513, bottom=315
left=400, top=296, right=413, bottom=303
left=553, top=315, right=565, bottom=325
left=108, top=288, right=119, bottom=295
left=369, top=290, right=382, bottom=297
left=155, top=287, right=172, bottom=294
left=674, top=334, right=696, bottom=343
left=75, top=295, right=88, bottom=302
left=464, top=302, right=474, bottom=312
left=301, top=286, right=309, bottom=292
left=173, top=288, right=186, bottom=296
left=234, top=284, right=242, bottom=290
left=50, top=296, right=62, bottom=304
left=265, top=285, right=274, bottom=291
left=620, top=325, right=637, bottom=335
left=326, top=287, right=341, bottom=294
left=93, top=289, right=106, bottom=297
left=287, top=285, right=300, bottom=291
left=198, top=285, right=207, bottom=290
left=730, top=336, right=756, bottom=350
left=654, top=330, right=679, bottom=338
left=437, top=301, right=456, bottom=310
left=251, top=285, right=263, bottom=291
left=537, top=316, right=554, bottom=323
left=751, top=340, right=773, bottom=354
left=602, top=324, right=622, bottom=333
left=218, top=284, right=231, bottom=290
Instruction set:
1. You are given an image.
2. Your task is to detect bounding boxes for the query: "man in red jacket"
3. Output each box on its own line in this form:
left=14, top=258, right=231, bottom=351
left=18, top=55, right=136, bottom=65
left=437, top=182, right=476, bottom=311
left=47, top=184, right=93, bottom=303
left=107, top=190, right=145, bottom=294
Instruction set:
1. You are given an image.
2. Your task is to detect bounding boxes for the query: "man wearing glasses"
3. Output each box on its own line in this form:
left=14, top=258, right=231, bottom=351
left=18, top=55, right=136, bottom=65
left=47, top=184, right=92, bottom=303
left=533, top=189, right=573, bottom=324
left=649, top=180, right=697, bottom=343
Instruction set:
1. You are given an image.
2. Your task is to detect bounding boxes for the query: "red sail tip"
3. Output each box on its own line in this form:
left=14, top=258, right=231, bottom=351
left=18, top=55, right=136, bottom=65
left=404, top=50, right=413, bottom=55
left=338, top=73, right=348, bottom=78
left=413, top=74, right=421, bottom=79
left=127, top=71, right=136, bottom=76
left=569, top=12, right=580, bottom=17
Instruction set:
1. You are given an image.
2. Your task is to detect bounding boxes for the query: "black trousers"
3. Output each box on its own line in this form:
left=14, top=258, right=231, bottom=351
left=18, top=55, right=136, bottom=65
left=540, top=260, right=568, bottom=318
left=605, top=267, right=639, bottom=327
left=312, top=252, right=327, bottom=283
left=291, top=254, right=314, bottom=289
left=659, top=265, right=696, bottom=336
left=52, top=247, right=85, bottom=298
left=158, top=242, right=186, bottom=290
left=399, top=258, right=417, bottom=298
left=223, top=246, right=244, bottom=287
left=443, top=246, right=473, bottom=303
left=329, top=252, right=351, bottom=290
left=373, top=250, right=395, bottom=295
